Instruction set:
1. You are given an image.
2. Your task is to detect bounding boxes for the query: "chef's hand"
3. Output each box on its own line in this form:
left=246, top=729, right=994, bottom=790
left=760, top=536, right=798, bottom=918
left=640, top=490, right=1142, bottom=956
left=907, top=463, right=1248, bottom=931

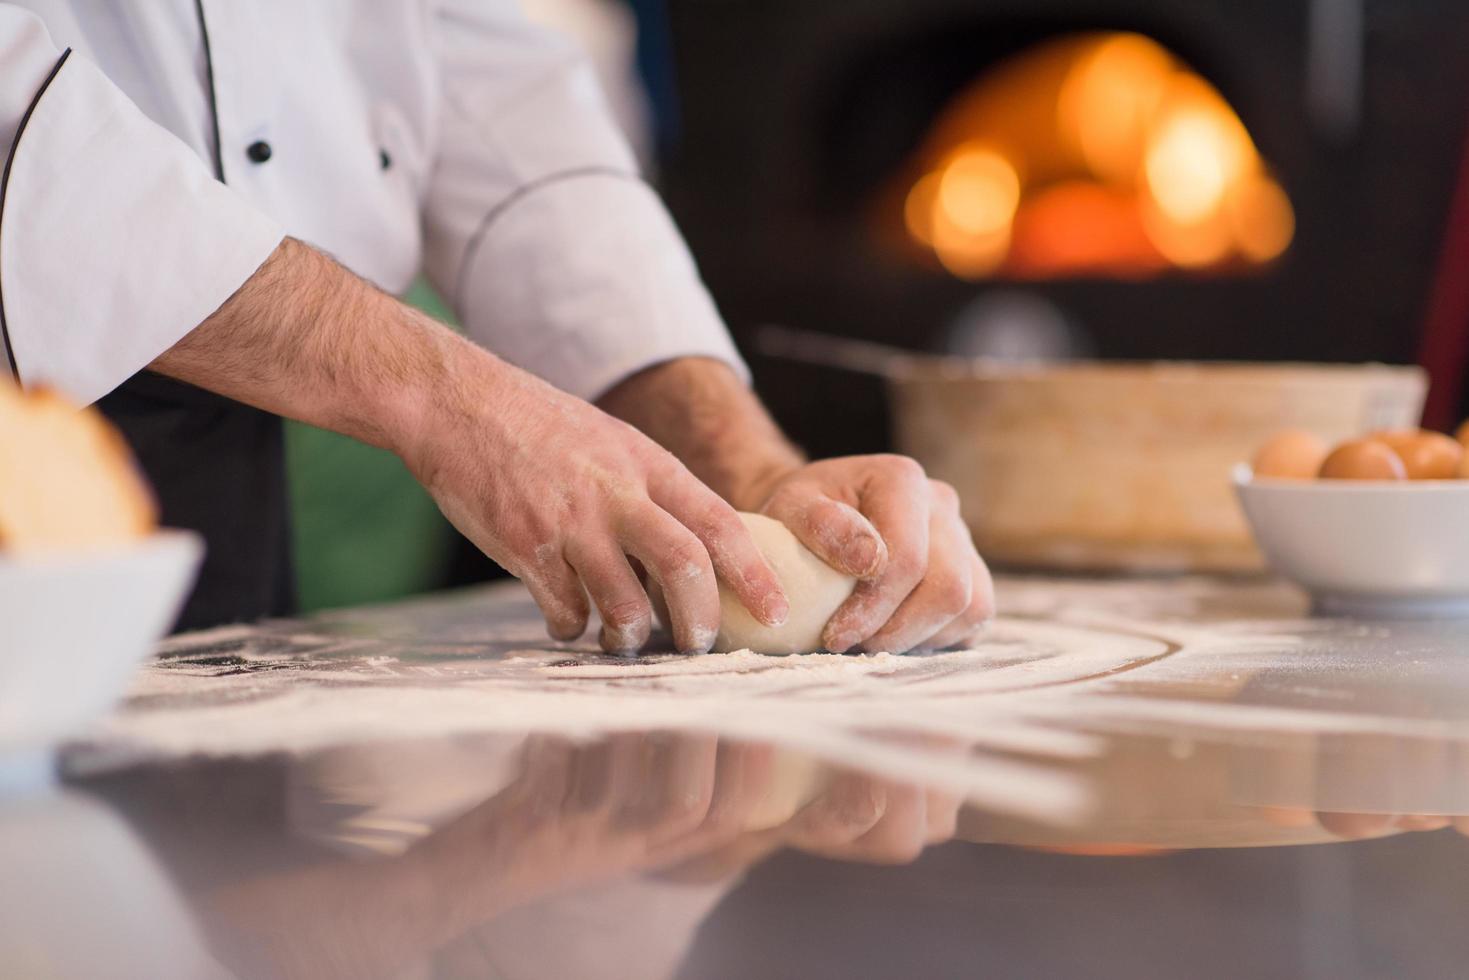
left=600, top=359, right=996, bottom=654
left=405, top=355, right=788, bottom=653
left=153, top=240, right=786, bottom=655
left=746, top=457, right=995, bottom=652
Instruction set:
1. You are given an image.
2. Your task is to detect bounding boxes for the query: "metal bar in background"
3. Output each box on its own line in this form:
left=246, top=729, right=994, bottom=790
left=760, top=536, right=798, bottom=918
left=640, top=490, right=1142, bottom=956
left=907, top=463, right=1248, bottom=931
left=1306, top=0, right=1364, bottom=141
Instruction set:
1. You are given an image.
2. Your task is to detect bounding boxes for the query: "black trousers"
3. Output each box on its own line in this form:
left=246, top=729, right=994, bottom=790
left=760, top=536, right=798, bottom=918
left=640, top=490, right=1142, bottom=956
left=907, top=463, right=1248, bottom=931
left=99, top=372, right=295, bottom=632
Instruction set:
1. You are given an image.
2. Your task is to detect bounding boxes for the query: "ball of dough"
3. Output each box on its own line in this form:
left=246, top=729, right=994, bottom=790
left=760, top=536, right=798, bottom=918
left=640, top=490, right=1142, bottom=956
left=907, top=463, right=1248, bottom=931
left=652, top=512, right=858, bottom=655
left=715, top=513, right=858, bottom=654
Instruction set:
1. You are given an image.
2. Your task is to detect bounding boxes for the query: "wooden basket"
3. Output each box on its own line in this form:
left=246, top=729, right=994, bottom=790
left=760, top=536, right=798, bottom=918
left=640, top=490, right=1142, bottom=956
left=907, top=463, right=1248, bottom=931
left=889, top=361, right=1427, bottom=572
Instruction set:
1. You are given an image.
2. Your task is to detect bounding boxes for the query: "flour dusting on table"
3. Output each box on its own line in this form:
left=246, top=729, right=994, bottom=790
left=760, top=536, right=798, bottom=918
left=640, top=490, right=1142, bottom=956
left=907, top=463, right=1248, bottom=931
left=77, top=576, right=1469, bottom=825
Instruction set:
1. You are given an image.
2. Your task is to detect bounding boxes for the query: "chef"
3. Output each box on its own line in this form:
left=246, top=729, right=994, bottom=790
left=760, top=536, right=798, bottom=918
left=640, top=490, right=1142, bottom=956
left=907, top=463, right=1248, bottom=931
left=0, top=1, right=992, bottom=652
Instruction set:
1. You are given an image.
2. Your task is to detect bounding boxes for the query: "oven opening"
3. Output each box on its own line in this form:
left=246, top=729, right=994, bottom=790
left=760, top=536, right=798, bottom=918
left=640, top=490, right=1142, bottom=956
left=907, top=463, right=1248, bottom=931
left=879, top=32, right=1294, bottom=281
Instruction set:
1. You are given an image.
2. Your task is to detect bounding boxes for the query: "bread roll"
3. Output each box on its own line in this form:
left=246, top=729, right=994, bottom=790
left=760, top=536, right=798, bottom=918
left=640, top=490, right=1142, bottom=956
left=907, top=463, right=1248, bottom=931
left=0, top=383, right=156, bottom=553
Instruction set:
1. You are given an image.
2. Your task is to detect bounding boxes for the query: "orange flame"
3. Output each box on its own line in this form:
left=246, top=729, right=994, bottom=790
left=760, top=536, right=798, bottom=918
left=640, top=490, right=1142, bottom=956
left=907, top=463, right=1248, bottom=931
left=898, top=32, right=1293, bottom=279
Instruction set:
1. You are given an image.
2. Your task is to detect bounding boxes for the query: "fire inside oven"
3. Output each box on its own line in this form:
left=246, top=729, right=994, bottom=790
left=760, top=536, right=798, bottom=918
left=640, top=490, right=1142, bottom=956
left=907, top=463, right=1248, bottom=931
left=885, top=32, right=1294, bottom=281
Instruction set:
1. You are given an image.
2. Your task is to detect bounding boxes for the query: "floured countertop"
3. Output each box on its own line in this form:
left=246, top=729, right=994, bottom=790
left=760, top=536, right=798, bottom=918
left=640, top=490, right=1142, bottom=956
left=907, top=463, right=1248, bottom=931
left=72, top=573, right=1469, bottom=832
left=21, top=574, right=1469, bottom=980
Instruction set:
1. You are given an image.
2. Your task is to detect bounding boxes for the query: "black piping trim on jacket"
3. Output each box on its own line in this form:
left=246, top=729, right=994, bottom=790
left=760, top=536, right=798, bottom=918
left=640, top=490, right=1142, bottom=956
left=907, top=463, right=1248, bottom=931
left=193, top=0, right=225, bottom=182
left=452, top=166, right=639, bottom=312
left=0, top=48, right=72, bottom=385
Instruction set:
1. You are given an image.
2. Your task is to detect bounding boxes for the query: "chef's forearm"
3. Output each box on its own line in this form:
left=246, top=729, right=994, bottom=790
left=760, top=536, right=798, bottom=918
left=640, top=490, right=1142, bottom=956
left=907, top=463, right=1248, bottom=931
left=596, top=357, right=806, bottom=510
left=151, top=237, right=484, bottom=457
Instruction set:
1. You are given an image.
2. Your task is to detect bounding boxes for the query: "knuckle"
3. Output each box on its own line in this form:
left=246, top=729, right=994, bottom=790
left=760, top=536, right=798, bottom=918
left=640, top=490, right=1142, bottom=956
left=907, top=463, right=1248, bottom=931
left=662, top=788, right=712, bottom=829
left=887, top=551, right=926, bottom=585
left=762, top=483, right=805, bottom=518
left=930, top=479, right=960, bottom=508
left=880, top=454, right=926, bottom=481
left=661, top=536, right=713, bottom=578
left=697, top=503, right=746, bottom=546
left=531, top=573, right=581, bottom=612
left=601, top=595, right=651, bottom=630
left=835, top=785, right=885, bottom=833
left=932, top=572, right=971, bottom=615
left=698, top=798, right=744, bottom=838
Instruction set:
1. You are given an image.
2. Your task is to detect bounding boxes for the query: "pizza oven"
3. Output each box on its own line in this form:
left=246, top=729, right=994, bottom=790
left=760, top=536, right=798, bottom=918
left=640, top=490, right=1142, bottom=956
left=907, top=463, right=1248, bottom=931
left=657, top=0, right=1469, bottom=457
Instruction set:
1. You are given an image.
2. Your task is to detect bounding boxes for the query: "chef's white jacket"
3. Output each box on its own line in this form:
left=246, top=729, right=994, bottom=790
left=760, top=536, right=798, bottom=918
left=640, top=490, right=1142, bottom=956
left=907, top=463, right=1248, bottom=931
left=0, top=1, right=745, bottom=407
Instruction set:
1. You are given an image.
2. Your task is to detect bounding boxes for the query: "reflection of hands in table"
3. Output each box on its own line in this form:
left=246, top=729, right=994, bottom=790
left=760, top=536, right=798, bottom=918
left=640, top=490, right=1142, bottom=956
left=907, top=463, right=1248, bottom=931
left=778, top=767, right=961, bottom=862
left=409, top=733, right=784, bottom=900
left=661, top=757, right=964, bottom=881
left=1318, top=812, right=1455, bottom=837
left=202, top=734, right=960, bottom=978
left=1258, top=806, right=1464, bottom=839
left=1253, top=734, right=1469, bottom=843
left=455, top=734, right=962, bottom=887
left=204, top=733, right=777, bottom=978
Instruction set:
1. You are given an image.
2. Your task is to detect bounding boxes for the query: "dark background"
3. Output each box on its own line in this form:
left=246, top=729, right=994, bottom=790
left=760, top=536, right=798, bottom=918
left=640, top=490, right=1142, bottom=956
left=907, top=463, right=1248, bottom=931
left=653, top=0, right=1469, bottom=459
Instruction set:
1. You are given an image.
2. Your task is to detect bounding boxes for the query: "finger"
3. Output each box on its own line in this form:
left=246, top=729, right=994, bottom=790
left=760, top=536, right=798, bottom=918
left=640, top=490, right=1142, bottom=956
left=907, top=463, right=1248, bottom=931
left=1395, top=814, right=1451, bottom=832
left=642, top=743, right=781, bottom=878
left=699, top=743, right=781, bottom=834
left=924, top=788, right=962, bottom=844
left=618, top=504, right=722, bottom=654
left=600, top=732, right=667, bottom=831
left=840, top=783, right=929, bottom=864
left=1256, top=806, right=1318, bottom=829
left=596, top=733, right=656, bottom=827
left=784, top=771, right=888, bottom=851
left=859, top=505, right=973, bottom=653
left=649, top=470, right=789, bottom=627
left=509, top=736, right=579, bottom=819
left=520, top=553, right=590, bottom=642
left=822, top=459, right=931, bottom=652
left=924, top=551, right=995, bottom=650
left=763, top=489, right=886, bottom=578
left=564, top=539, right=654, bottom=653
left=696, top=741, right=777, bottom=840
left=563, top=735, right=621, bottom=815
left=1316, top=812, right=1395, bottom=839
left=642, top=734, right=720, bottom=842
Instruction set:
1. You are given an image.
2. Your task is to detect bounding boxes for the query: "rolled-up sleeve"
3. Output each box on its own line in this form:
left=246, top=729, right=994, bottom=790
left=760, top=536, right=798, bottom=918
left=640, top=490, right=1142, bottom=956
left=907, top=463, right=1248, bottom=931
left=421, top=0, right=746, bottom=403
left=0, top=9, right=283, bottom=406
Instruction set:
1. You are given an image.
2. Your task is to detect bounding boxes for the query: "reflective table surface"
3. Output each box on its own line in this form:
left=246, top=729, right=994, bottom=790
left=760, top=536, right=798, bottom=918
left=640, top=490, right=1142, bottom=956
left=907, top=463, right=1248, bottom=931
left=7, top=575, right=1469, bottom=979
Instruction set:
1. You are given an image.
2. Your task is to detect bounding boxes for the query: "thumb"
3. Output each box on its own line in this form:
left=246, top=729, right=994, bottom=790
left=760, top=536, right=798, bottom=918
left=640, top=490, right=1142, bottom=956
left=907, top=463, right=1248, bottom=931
left=764, top=493, right=887, bottom=579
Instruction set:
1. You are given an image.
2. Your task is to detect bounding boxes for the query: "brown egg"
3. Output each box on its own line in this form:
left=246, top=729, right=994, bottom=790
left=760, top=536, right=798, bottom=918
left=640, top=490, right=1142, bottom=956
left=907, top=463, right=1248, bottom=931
left=1387, top=431, right=1463, bottom=479
left=1318, top=439, right=1407, bottom=480
left=1369, top=429, right=1419, bottom=454
left=1251, top=430, right=1327, bottom=479
left=1456, top=419, right=1469, bottom=449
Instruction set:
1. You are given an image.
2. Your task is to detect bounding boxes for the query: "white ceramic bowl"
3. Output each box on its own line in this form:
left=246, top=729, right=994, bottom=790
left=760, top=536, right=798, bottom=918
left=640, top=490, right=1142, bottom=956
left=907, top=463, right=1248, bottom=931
left=1233, top=466, right=1469, bottom=616
left=0, top=531, right=202, bottom=768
